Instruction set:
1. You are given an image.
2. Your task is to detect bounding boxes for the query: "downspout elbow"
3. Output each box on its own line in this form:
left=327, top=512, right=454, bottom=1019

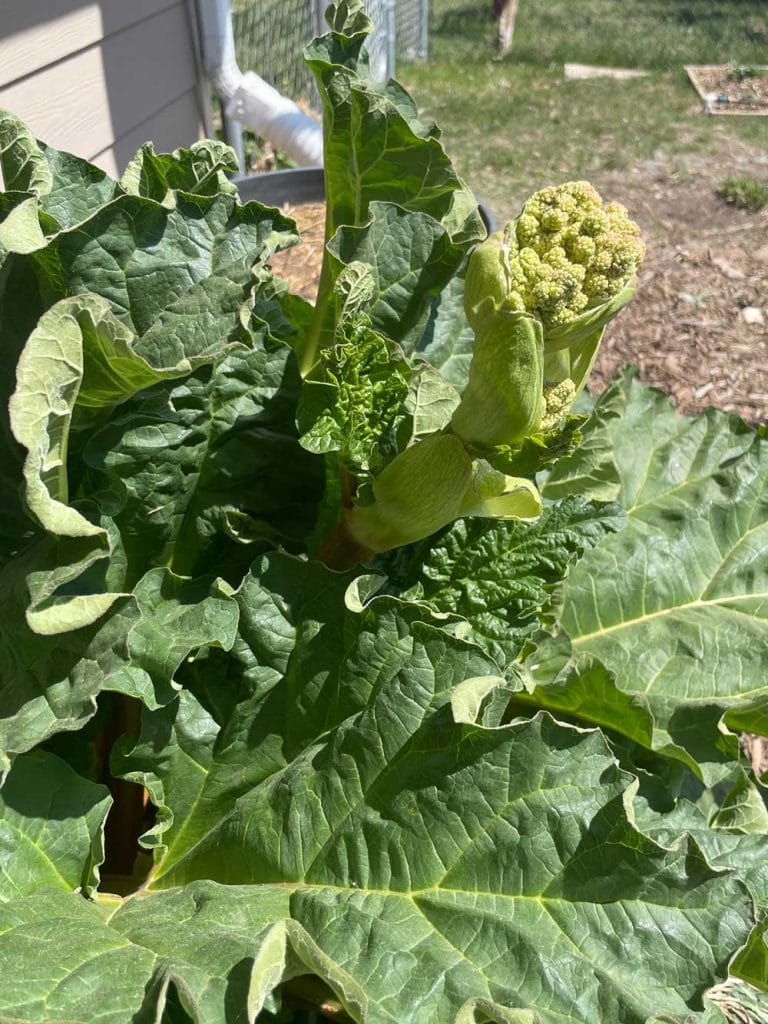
left=195, top=0, right=324, bottom=167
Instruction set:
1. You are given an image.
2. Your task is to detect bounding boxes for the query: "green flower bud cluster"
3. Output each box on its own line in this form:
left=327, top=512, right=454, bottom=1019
left=540, top=378, right=577, bottom=432
left=452, top=181, right=644, bottom=450
left=507, top=181, right=645, bottom=327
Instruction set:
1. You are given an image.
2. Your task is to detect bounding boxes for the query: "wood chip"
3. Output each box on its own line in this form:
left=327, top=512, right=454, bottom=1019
left=741, top=306, right=765, bottom=324
left=710, top=250, right=747, bottom=280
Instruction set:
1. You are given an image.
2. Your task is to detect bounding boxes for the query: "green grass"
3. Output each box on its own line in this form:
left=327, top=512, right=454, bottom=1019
left=427, top=0, right=768, bottom=70
left=401, top=0, right=768, bottom=220
left=717, top=174, right=768, bottom=210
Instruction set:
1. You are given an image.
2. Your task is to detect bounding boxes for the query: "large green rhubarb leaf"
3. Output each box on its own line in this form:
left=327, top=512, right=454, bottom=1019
left=4, top=706, right=753, bottom=1021
left=83, top=341, right=322, bottom=583
left=8, top=294, right=183, bottom=632
left=115, top=554, right=497, bottom=878
left=417, top=256, right=476, bottom=390
left=0, top=552, right=238, bottom=768
left=326, top=202, right=469, bottom=352
left=0, top=544, right=139, bottom=769
left=636, top=790, right=768, bottom=995
left=0, top=109, right=118, bottom=233
left=0, top=128, right=300, bottom=579
left=48, top=189, right=295, bottom=369
left=0, top=880, right=740, bottom=1023
left=537, top=369, right=768, bottom=774
left=120, top=139, right=240, bottom=204
left=104, top=555, right=756, bottom=1023
left=306, top=5, right=482, bottom=245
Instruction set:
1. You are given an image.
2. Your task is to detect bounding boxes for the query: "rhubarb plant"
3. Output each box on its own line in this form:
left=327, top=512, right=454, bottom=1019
left=1, top=4, right=768, bottom=1023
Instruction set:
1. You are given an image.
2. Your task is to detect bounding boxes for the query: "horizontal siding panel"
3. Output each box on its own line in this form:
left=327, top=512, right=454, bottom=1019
left=0, top=0, right=179, bottom=88
left=92, top=89, right=205, bottom=177
left=0, top=4, right=198, bottom=164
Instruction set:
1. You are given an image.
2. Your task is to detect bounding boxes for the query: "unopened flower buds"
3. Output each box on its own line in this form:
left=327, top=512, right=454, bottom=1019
left=451, top=182, right=644, bottom=449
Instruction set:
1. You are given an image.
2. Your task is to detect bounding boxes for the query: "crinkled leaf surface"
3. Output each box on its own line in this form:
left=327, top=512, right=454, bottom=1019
left=475, top=416, right=586, bottom=480
left=8, top=294, right=183, bottom=631
left=0, top=252, right=51, bottom=563
left=636, top=792, right=768, bottom=994
left=0, top=543, right=138, bottom=769
left=0, top=129, right=299, bottom=577
left=49, top=190, right=295, bottom=369
left=403, top=362, right=462, bottom=442
left=0, top=109, right=119, bottom=232
left=116, top=554, right=496, bottom=878
left=710, top=769, right=768, bottom=835
left=0, top=550, right=239, bottom=767
left=382, top=497, right=623, bottom=667
left=641, top=797, right=768, bottom=910
left=305, top=11, right=482, bottom=246
left=298, top=316, right=411, bottom=475
left=110, top=555, right=754, bottom=1024
left=120, top=139, right=239, bottom=203
left=539, top=370, right=768, bottom=774
left=0, top=738, right=752, bottom=1024
left=0, top=111, right=54, bottom=198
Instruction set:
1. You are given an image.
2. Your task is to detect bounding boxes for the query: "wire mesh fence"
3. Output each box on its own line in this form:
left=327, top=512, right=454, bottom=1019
left=395, top=0, right=429, bottom=61
left=231, top=0, right=429, bottom=110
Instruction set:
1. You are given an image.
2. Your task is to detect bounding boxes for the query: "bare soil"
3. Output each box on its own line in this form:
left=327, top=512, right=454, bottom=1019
left=591, top=133, right=768, bottom=423
left=269, top=136, right=767, bottom=424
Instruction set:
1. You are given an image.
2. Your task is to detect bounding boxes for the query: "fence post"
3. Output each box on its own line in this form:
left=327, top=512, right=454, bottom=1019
left=313, top=0, right=327, bottom=37
left=384, top=0, right=396, bottom=79
left=419, top=0, right=429, bottom=59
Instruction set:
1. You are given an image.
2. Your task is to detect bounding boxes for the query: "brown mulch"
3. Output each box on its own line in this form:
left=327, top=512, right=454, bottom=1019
left=270, top=200, right=326, bottom=300
left=268, top=140, right=767, bottom=424
left=591, top=137, right=768, bottom=423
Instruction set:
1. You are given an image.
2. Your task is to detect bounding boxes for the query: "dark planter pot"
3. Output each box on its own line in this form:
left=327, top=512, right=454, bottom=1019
left=234, top=166, right=498, bottom=233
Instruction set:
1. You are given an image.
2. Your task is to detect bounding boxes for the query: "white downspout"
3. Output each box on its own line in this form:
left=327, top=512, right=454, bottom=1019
left=194, top=0, right=325, bottom=168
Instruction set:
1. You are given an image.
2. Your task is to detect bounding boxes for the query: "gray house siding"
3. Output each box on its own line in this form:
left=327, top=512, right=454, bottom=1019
left=0, top=0, right=208, bottom=176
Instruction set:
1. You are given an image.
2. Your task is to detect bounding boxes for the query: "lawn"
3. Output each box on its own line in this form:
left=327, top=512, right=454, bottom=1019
left=401, top=0, right=768, bottom=219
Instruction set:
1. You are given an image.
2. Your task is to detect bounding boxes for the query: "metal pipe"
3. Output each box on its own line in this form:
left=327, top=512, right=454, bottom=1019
left=221, top=112, right=245, bottom=172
